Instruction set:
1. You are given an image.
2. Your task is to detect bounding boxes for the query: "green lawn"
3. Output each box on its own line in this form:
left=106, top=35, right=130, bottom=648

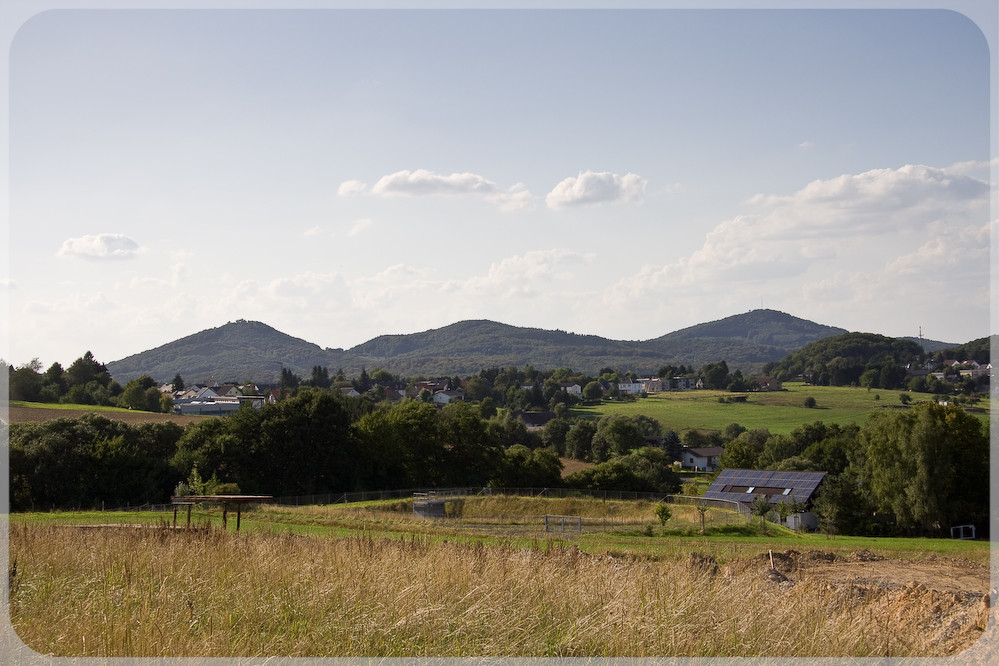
left=570, top=382, right=989, bottom=434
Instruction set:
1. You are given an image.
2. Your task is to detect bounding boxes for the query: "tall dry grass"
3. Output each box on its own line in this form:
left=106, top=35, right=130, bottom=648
left=7, top=522, right=984, bottom=658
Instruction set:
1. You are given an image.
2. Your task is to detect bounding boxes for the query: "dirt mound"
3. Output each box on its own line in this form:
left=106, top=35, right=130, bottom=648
left=722, top=548, right=992, bottom=656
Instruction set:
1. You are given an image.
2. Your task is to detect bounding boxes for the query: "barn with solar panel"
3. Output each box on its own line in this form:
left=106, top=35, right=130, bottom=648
left=703, top=469, right=827, bottom=530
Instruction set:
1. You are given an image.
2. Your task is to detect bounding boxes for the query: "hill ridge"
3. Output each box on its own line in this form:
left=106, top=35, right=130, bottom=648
left=104, top=310, right=954, bottom=384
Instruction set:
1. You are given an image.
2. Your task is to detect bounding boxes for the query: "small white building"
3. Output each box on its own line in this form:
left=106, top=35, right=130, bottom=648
left=617, top=380, right=644, bottom=395
left=681, top=446, right=725, bottom=471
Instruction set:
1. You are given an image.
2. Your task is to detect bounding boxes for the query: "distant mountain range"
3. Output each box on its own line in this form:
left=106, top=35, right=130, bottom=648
left=105, top=309, right=958, bottom=384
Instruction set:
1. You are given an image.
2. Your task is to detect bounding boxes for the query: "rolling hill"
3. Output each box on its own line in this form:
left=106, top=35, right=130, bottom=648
left=104, top=310, right=955, bottom=384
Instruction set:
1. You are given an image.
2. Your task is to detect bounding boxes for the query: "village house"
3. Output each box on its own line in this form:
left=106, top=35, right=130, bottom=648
left=640, top=377, right=664, bottom=393
left=616, top=379, right=644, bottom=395
left=432, top=389, right=465, bottom=405
left=681, top=446, right=725, bottom=471
left=753, top=376, right=782, bottom=391
left=670, top=376, right=703, bottom=390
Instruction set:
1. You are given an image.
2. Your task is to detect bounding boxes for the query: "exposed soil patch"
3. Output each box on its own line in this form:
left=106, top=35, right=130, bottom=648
left=6, top=406, right=210, bottom=426
left=728, top=548, right=989, bottom=596
left=724, top=548, right=993, bottom=656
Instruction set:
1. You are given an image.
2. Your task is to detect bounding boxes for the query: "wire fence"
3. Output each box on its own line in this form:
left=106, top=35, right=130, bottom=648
left=99, top=487, right=750, bottom=525
left=78, top=486, right=757, bottom=539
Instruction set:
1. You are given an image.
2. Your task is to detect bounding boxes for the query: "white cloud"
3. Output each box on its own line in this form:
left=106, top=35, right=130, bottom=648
left=341, top=169, right=537, bottom=211
left=485, top=183, right=536, bottom=212
left=545, top=171, right=647, bottom=208
left=303, top=226, right=323, bottom=237
left=598, top=163, right=990, bottom=338
left=452, top=249, right=594, bottom=298
left=57, top=234, right=142, bottom=260
left=337, top=179, right=368, bottom=196
left=347, top=218, right=373, bottom=237
left=370, top=169, right=498, bottom=197
left=797, top=141, right=815, bottom=150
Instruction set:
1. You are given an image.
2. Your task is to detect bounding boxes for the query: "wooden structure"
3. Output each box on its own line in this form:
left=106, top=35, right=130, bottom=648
left=170, top=494, right=273, bottom=532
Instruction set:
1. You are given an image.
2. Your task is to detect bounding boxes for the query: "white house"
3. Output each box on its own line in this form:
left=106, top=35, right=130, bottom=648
left=617, top=380, right=644, bottom=395
left=681, top=446, right=725, bottom=471
left=433, top=389, right=465, bottom=404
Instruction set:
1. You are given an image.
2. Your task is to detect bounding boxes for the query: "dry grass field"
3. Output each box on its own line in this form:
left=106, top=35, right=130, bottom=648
left=6, top=519, right=993, bottom=659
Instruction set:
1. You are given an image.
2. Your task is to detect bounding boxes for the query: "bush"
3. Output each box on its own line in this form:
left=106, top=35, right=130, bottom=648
left=803, top=396, right=817, bottom=408
left=655, top=503, right=672, bottom=526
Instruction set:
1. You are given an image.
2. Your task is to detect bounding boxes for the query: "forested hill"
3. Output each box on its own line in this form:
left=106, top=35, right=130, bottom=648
left=104, top=310, right=954, bottom=384
left=763, top=332, right=925, bottom=385
left=106, top=320, right=328, bottom=386
left=642, top=309, right=847, bottom=365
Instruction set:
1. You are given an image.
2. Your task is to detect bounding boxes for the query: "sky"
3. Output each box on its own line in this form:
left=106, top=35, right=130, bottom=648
left=2, top=2, right=996, bottom=371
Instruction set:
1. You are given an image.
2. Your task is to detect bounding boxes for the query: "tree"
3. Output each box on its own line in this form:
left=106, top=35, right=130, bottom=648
left=438, top=401, right=502, bottom=486
left=700, top=360, right=730, bottom=390
left=803, top=396, right=817, bottom=408
left=564, top=420, right=597, bottom=460
left=655, top=503, right=672, bottom=527
left=119, top=375, right=159, bottom=411
left=45, top=362, right=68, bottom=395
left=280, top=367, right=301, bottom=393
left=477, top=396, right=497, bottom=420
left=65, top=351, right=112, bottom=389
left=812, top=473, right=874, bottom=536
left=171, top=374, right=185, bottom=392
left=309, top=365, right=331, bottom=389
left=540, top=417, right=572, bottom=456
left=855, top=403, right=988, bottom=533
left=751, top=494, right=772, bottom=534
left=582, top=381, right=603, bottom=401
left=10, top=360, right=44, bottom=402
left=591, top=414, right=644, bottom=459
left=352, top=367, right=372, bottom=393
left=490, top=444, right=563, bottom=488
left=719, top=439, right=759, bottom=470
left=695, top=502, right=709, bottom=535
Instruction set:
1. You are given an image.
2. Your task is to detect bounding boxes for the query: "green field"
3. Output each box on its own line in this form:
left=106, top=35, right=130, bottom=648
left=569, top=382, right=989, bottom=434
left=8, top=400, right=142, bottom=413
left=10, top=495, right=987, bottom=564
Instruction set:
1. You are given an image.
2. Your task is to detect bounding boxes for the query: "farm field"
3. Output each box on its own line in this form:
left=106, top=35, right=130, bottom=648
left=5, top=401, right=210, bottom=426
left=6, top=496, right=993, bottom=659
left=570, top=382, right=990, bottom=434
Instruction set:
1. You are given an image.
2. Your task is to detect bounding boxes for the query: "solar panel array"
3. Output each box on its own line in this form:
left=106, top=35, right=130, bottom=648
left=703, top=468, right=827, bottom=505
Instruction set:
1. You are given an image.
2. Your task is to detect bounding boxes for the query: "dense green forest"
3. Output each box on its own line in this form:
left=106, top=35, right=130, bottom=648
left=765, top=332, right=955, bottom=387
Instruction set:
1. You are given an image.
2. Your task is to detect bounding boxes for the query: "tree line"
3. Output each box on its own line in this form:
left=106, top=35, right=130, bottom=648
left=5, top=352, right=175, bottom=413
left=7, top=389, right=684, bottom=513
left=712, top=404, right=988, bottom=536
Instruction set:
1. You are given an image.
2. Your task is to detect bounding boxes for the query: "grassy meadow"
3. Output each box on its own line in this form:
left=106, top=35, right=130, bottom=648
left=569, top=381, right=990, bottom=434
left=7, top=496, right=990, bottom=658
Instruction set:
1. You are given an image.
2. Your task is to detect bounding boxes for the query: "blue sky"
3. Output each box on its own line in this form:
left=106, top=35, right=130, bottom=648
left=2, top=2, right=996, bottom=371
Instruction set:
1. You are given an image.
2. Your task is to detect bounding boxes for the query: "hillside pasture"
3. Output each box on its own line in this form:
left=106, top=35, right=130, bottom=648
left=6, top=401, right=211, bottom=426
left=570, top=382, right=989, bottom=434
